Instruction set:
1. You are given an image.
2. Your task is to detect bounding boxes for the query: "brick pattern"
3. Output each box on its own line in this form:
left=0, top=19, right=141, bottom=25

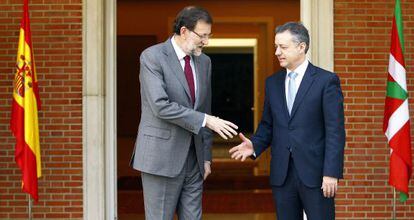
left=335, top=0, right=414, bottom=219
left=0, top=0, right=82, bottom=219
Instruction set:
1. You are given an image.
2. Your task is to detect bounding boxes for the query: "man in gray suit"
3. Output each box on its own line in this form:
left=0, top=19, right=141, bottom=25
left=130, top=6, right=238, bottom=220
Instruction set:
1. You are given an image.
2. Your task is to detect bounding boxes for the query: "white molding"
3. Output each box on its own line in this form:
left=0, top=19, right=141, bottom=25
left=206, top=38, right=257, bottom=47
left=83, top=0, right=117, bottom=217
left=301, top=0, right=334, bottom=71
left=104, top=0, right=118, bottom=218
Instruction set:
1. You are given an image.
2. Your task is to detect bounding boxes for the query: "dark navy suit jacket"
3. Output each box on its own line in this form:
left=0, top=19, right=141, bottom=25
left=251, top=63, right=345, bottom=188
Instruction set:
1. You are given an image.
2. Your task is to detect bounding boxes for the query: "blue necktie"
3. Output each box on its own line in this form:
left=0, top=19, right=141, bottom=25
left=287, top=72, right=298, bottom=115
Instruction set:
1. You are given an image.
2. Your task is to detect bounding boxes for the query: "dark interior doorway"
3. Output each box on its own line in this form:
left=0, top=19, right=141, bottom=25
left=208, top=53, right=254, bottom=134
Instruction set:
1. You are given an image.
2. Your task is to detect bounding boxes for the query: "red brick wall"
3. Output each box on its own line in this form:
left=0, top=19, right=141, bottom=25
left=335, top=0, right=414, bottom=219
left=0, top=0, right=83, bottom=219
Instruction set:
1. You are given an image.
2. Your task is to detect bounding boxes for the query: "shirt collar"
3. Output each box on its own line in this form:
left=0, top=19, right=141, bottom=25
left=171, top=35, right=187, bottom=60
left=286, top=59, right=309, bottom=77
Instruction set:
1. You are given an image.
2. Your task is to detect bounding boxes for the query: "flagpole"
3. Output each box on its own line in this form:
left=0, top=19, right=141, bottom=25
left=393, top=188, right=396, bottom=220
left=28, top=195, right=32, bottom=220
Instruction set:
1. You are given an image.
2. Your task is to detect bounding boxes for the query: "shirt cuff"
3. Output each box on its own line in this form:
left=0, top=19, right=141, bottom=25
left=202, top=114, right=207, bottom=127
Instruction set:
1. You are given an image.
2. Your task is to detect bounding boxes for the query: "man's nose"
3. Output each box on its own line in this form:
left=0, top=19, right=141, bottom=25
left=275, top=47, right=281, bottom=56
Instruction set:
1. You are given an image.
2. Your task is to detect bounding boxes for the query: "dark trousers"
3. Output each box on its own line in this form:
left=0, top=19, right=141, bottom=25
left=271, top=158, right=335, bottom=220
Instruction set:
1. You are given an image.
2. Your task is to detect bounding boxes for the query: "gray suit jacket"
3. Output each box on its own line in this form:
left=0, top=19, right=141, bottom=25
left=130, top=38, right=213, bottom=178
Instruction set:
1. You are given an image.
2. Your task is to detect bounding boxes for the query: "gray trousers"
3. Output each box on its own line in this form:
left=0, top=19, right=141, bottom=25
left=141, top=145, right=203, bottom=220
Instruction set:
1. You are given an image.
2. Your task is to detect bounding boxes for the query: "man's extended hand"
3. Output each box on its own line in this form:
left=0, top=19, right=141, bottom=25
left=229, top=133, right=254, bottom=161
left=205, top=115, right=238, bottom=140
left=321, top=176, right=338, bottom=198
left=203, top=161, right=211, bottom=180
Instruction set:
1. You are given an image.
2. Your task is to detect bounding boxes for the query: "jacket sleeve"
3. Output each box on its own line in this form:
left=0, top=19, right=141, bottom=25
left=203, top=59, right=213, bottom=162
left=139, top=49, right=204, bottom=134
left=322, top=74, right=346, bottom=178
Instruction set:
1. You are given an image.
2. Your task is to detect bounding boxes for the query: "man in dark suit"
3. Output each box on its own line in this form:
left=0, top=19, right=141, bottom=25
left=229, top=22, right=345, bottom=220
left=130, top=6, right=238, bottom=220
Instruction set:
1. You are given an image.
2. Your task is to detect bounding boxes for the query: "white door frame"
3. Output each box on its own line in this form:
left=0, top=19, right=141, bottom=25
left=82, top=0, right=117, bottom=218
left=82, top=0, right=333, bottom=219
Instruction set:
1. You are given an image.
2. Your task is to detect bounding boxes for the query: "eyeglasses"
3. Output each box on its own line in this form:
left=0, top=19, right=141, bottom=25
left=190, top=30, right=213, bottom=40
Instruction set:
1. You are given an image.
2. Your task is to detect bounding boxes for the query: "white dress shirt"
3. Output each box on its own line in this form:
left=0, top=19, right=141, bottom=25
left=171, top=36, right=207, bottom=127
left=171, top=36, right=198, bottom=93
left=285, top=59, right=309, bottom=103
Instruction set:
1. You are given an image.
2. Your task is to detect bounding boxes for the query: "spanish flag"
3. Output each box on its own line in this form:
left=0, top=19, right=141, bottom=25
left=10, top=0, right=42, bottom=202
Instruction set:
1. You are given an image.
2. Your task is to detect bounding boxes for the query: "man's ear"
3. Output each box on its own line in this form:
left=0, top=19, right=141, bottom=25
left=299, top=42, right=307, bottom=53
left=180, top=26, right=187, bottom=37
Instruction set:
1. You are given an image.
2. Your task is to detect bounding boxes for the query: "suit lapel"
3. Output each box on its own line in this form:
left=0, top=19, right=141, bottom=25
left=163, top=39, right=192, bottom=103
left=277, top=70, right=290, bottom=120
left=193, top=55, right=203, bottom=109
left=289, top=63, right=316, bottom=119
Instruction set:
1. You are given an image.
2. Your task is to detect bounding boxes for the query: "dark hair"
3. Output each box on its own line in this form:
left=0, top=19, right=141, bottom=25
left=275, top=22, right=310, bottom=53
left=173, top=6, right=212, bottom=35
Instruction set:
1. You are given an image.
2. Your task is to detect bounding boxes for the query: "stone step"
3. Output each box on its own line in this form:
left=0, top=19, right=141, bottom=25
left=118, top=190, right=275, bottom=214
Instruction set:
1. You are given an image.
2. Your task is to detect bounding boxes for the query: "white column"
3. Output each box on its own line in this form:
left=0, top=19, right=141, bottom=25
left=301, top=0, right=334, bottom=71
left=83, top=0, right=105, bottom=218
left=104, top=0, right=118, bottom=218
left=83, top=0, right=117, bottom=218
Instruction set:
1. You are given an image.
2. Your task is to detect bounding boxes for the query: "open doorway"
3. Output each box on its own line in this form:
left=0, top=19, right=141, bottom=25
left=115, top=1, right=300, bottom=219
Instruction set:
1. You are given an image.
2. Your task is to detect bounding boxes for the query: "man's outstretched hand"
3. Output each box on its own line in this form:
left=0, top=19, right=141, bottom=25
left=205, top=115, right=238, bottom=140
left=229, top=133, right=254, bottom=161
